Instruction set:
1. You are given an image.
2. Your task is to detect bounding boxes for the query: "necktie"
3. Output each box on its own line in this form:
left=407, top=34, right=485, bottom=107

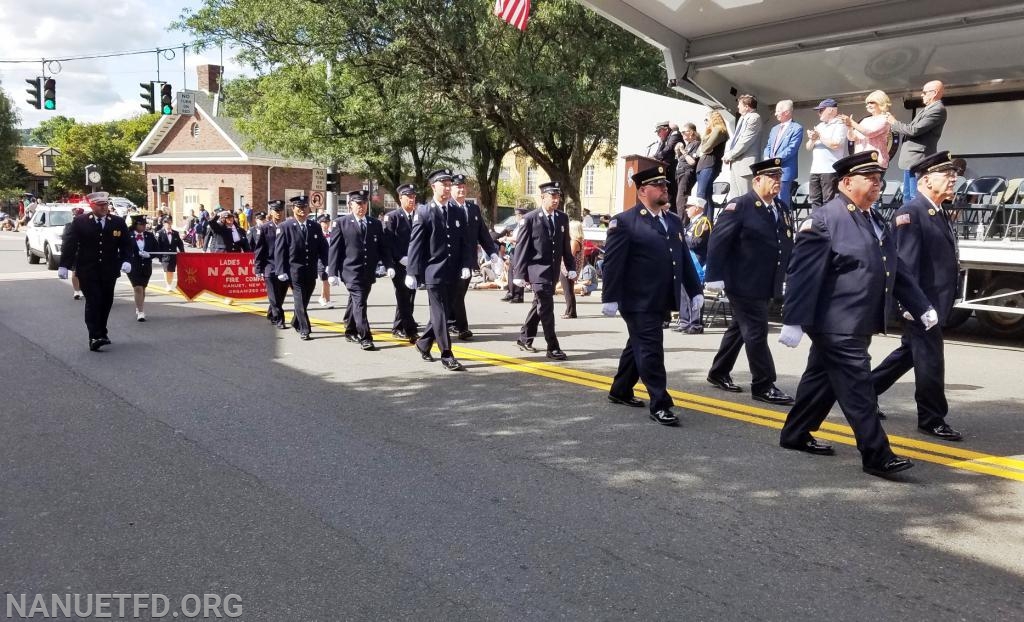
left=655, top=215, right=667, bottom=235
left=442, top=204, right=448, bottom=225
left=772, top=123, right=786, bottom=154
left=548, top=214, right=555, bottom=235
left=359, top=219, right=366, bottom=236
left=730, top=116, right=745, bottom=149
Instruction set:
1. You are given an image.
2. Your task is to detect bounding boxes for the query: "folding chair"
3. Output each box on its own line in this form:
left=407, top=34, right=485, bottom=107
left=955, top=176, right=1006, bottom=239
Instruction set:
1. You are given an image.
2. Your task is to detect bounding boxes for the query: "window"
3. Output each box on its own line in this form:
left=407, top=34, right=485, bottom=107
left=526, top=166, right=537, bottom=195
left=500, top=167, right=511, bottom=181
left=584, top=164, right=596, bottom=197
left=41, top=154, right=54, bottom=172
left=190, top=123, right=201, bottom=141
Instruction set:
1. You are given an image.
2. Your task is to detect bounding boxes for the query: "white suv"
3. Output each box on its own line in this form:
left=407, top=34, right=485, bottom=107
left=25, top=204, right=76, bottom=270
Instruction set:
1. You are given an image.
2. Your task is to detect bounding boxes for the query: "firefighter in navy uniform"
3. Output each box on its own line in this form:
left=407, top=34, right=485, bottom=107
left=253, top=200, right=289, bottom=328
left=601, top=166, right=704, bottom=426
left=448, top=173, right=502, bottom=340
left=511, top=181, right=576, bottom=360
left=382, top=184, right=420, bottom=341
left=273, top=196, right=328, bottom=341
left=870, top=151, right=965, bottom=441
left=57, top=191, right=133, bottom=351
left=406, top=169, right=477, bottom=371
left=328, top=190, right=394, bottom=350
left=777, top=150, right=935, bottom=478
left=704, top=157, right=795, bottom=405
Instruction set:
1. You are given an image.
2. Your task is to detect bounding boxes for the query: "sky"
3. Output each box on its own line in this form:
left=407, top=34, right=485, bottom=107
left=0, top=0, right=247, bottom=131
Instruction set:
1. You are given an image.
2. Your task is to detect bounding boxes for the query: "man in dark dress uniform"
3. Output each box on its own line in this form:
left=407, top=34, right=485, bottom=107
left=652, top=121, right=682, bottom=211
left=448, top=173, right=502, bottom=340
left=253, top=200, right=289, bottom=328
left=383, top=184, right=420, bottom=341
left=871, top=151, right=965, bottom=441
left=778, top=151, right=935, bottom=478
left=511, top=181, right=576, bottom=360
left=406, top=169, right=476, bottom=371
left=705, top=157, right=795, bottom=405
left=601, top=166, right=704, bottom=426
left=273, top=196, right=328, bottom=341
left=58, top=191, right=133, bottom=351
left=206, top=209, right=250, bottom=252
left=328, top=190, right=394, bottom=350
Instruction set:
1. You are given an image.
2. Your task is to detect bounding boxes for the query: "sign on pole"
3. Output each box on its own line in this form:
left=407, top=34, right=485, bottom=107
left=311, top=169, right=327, bottom=192
left=310, top=191, right=325, bottom=210
left=177, top=92, right=196, bottom=116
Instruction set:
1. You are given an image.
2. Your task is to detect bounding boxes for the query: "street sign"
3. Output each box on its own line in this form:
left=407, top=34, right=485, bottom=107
left=177, top=92, right=196, bottom=116
left=311, top=169, right=327, bottom=192
left=310, top=191, right=325, bottom=210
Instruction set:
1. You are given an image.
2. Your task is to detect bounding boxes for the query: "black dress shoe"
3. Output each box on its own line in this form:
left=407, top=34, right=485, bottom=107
left=672, top=325, right=687, bottom=332
left=501, top=294, right=513, bottom=301
left=607, top=394, right=645, bottom=408
left=752, top=386, right=795, bottom=405
left=546, top=349, right=567, bottom=360
left=299, top=333, right=313, bottom=341
left=510, top=297, right=524, bottom=303
left=89, top=339, right=104, bottom=352
left=515, top=339, right=538, bottom=353
left=863, top=456, right=914, bottom=478
left=707, top=375, right=742, bottom=392
left=359, top=340, right=376, bottom=351
left=407, top=333, right=420, bottom=344
left=876, top=408, right=887, bottom=420
left=686, top=326, right=704, bottom=334
left=392, top=329, right=408, bottom=339
left=458, top=329, right=473, bottom=340
left=649, top=409, right=679, bottom=426
left=780, top=438, right=835, bottom=455
left=415, top=341, right=434, bottom=361
left=918, top=423, right=963, bottom=442
left=441, top=356, right=464, bottom=371
left=447, top=325, right=460, bottom=336
left=344, top=334, right=359, bottom=343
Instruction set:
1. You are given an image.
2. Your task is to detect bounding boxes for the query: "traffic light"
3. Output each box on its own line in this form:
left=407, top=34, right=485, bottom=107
left=139, top=81, right=157, bottom=114
left=160, top=83, right=173, bottom=115
left=160, top=178, right=175, bottom=193
left=25, top=77, right=42, bottom=110
left=325, top=173, right=338, bottom=192
left=42, top=78, right=56, bottom=110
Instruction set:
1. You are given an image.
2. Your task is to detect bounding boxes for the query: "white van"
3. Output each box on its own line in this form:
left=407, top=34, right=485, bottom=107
left=25, top=204, right=76, bottom=269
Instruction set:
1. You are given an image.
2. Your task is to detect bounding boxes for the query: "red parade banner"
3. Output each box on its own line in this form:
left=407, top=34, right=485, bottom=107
left=174, top=252, right=267, bottom=301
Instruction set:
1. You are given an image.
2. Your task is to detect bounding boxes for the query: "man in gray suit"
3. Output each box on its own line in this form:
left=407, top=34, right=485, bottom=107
left=722, top=94, right=763, bottom=200
left=887, top=80, right=946, bottom=203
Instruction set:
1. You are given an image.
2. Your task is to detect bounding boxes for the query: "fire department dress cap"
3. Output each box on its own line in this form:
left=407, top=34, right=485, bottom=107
left=539, top=181, right=562, bottom=195
left=289, top=195, right=309, bottom=207
left=268, top=199, right=285, bottom=211
left=911, top=150, right=966, bottom=177
left=515, top=207, right=529, bottom=215
left=451, top=173, right=467, bottom=185
left=427, top=168, right=453, bottom=184
left=685, top=195, right=707, bottom=209
left=750, top=158, right=784, bottom=176
left=396, top=184, right=417, bottom=196
left=316, top=214, right=331, bottom=223
left=832, top=150, right=887, bottom=177
left=347, top=190, right=369, bottom=203
left=654, top=120, right=670, bottom=130
left=131, top=214, right=147, bottom=226
left=630, top=165, right=668, bottom=187
left=86, top=191, right=110, bottom=205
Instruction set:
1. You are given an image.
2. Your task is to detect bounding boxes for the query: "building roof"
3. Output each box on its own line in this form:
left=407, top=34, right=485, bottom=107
left=131, top=90, right=317, bottom=168
left=15, top=146, right=59, bottom=178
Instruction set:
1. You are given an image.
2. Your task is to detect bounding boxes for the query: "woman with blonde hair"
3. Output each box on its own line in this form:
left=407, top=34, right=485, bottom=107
left=694, top=109, right=730, bottom=220
left=843, top=89, right=893, bottom=167
left=559, top=219, right=585, bottom=318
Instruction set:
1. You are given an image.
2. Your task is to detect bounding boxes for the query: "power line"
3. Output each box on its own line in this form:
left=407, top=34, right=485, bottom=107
left=0, top=41, right=216, bottom=64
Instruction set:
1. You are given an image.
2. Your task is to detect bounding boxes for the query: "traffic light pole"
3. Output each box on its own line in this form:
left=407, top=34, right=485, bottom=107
left=327, top=164, right=339, bottom=219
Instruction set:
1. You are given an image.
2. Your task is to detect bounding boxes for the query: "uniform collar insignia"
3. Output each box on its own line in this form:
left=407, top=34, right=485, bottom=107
left=640, top=209, right=648, bottom=215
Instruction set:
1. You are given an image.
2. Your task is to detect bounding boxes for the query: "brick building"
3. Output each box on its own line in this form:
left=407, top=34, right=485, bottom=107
left=131, top=65, right=360, bottom=224
left=15, top=146, right=59, bottom=197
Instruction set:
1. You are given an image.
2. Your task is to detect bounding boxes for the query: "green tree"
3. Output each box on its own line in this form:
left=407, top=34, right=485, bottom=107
left=29, top=115, right=76, bottom=146
left=0, top=84, right=23, bottom=191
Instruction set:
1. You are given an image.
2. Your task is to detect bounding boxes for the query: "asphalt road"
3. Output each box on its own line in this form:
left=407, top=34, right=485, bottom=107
left=2, top=230, right=1023, bottom=621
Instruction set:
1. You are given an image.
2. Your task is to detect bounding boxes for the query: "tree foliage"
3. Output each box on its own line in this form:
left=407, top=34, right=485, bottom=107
left=0, top=84, right=23, bottom=191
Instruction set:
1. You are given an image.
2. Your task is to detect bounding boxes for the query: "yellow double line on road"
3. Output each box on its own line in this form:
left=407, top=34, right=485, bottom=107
left=178, top=291, right=1024, bottom=482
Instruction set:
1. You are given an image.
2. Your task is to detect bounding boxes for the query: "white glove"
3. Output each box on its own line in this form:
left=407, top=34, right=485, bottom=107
left=138, top=250, right=150, bottom=259
left=386, top=267, right=396, bottom=278
left=277, top=273, right=289, bottom=282
left=121, top=261, right=132, bottom=273
left=328, top=276, right=341, bottom=286
left=460, top=267, right=471, bottom=280
left=567, top=270, right=578, bottom=280
left=399, top=256, right=408, bottom=267
left=691, top=294, right=704, bottom=313
left=57, top=267, right=69, bottom=280
left=921, top=308, right=939, bottom=330
left=513, top=278, right=525, bottom=287
left=601, top=302, right=619, bottom=317
left=778, top=324, right=804, bottom=348
left=705, top=280, right=725, bottom=292
left=902, top=310, right=914, bottom=321
left=404, top=275, right=418, bottom=289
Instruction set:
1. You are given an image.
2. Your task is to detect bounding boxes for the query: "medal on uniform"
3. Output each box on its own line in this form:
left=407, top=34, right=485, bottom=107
left=755, top=201, right=762, bottom=207
left=640, top=209, right=648, bottom=215
left=113, top=230, right=121, bottom=237
left=847, top=205, right=856, bottom=212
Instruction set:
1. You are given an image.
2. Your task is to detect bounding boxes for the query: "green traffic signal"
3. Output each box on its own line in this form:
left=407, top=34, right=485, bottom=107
left=160, top=83, right=173, bottom=115
left=43, top=78, right=56, bottom=110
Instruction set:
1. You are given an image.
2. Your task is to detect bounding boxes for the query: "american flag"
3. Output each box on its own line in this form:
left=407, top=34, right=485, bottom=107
left=494, top=0, right=531, bottom=31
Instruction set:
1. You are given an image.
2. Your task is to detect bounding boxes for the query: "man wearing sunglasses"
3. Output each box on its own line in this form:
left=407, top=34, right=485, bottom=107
left=887, top=81, right=947, bottom=203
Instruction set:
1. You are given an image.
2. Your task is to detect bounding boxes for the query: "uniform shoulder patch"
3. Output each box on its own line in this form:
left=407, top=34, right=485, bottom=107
left=608, top=219, right=618, bottom=230
left=723, top=203, right=736, bottom=212
left=895, top=213, right=912, bottom=227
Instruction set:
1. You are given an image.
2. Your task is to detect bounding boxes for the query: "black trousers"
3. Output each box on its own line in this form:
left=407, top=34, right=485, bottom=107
left=344, top=284, right=373, bottom=341
left=559, top=273, right=576, bottom=317
left=288, top=274, right=316, bottom=335
left=674, top=168, right=696, bottom=214
left=809, top=173, right=837, bottom=208
left=519, top=283, right=560, bottom=350
left=79, top=271, right=118, bottom=340
left=391, top=267, right=418, bottom=334
left=871, top=321, right=948, bottom=428
left=708, top=294, right=777, bottom=391
left=448, top=277, right=471, bottom=331
left=610, top=311, right=672, bottom=414
left=507, top=279, right=524, bottom=301
left=780, top=332, right=894, bottom=468
left=265, top=274, right=288, bottom=325
left=417, top=282, right=455, bottom=355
